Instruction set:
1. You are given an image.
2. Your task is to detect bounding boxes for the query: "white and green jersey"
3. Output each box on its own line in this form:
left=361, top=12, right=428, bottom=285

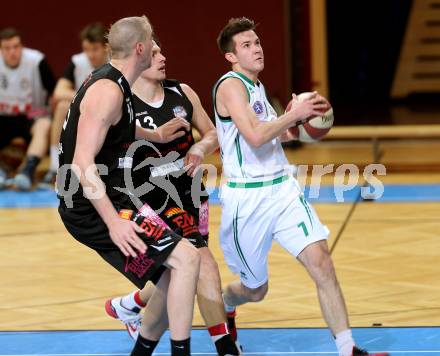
left=213, top=71, right=289, bottom=182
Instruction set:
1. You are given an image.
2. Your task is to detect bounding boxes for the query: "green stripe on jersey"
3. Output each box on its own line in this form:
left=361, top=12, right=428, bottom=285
left=234, top=134, right=245, bottom=177
left=226, top=175, right=289, bottom=188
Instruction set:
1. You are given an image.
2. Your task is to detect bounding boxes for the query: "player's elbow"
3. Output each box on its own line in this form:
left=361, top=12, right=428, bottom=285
left=72, top=156, right=92, bottom=175
left=247, top=133, right=265, bottom=148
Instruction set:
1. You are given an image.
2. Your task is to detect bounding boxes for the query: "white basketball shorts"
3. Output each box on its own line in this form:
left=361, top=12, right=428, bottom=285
left=219, top=175, right=329, bottom=288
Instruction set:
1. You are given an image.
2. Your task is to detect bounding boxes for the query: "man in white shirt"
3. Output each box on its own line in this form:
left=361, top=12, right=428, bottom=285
left=0, top=27, right=55, bottom=190
left=41, top=23, right=109, bottom=187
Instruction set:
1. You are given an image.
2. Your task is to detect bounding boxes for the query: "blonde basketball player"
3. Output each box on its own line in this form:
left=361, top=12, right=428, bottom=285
left=214, top=17, right=388, bottom=356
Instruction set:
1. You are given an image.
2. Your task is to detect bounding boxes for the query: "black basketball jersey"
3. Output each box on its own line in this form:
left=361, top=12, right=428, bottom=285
left=58, top=63, right=135, bottom=212
left=133, top=79, right=194, bottom=159
left=132, top=79, right=206, bottom=207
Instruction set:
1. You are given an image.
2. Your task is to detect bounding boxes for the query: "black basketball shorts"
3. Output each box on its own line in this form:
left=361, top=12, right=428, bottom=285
left=59, top=205, right=181, bottom=288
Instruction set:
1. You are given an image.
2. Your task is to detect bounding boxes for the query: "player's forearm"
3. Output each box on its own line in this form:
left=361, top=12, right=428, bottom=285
left=54, top=88, right=76, bottom=102
left=279, top=129, right=298, bottom=142
left=135, top=126, right=162, bottom=142
left=73, top=158, right=120, bottom=227
left=88, top=191, right=121, bottom=228
left=251, top=114, right=295, bottom=147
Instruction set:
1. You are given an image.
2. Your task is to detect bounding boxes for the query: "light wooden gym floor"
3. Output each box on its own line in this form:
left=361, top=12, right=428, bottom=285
left=0, top=141, right=439, bottom=331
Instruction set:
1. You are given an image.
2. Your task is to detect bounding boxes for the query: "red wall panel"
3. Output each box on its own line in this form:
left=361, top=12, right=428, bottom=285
left=1, top=0, right=288, bottom=111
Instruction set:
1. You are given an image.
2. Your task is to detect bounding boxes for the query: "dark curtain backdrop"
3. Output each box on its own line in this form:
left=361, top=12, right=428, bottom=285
left=327, top=0, right=413, bottom=124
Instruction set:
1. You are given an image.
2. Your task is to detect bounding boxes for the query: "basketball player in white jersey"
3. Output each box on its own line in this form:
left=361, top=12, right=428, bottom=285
left=0, top=27, right=55, bottom=190
left=41, top=23, right=109, bottom=187
left=213, top=18, right=388, bottom=356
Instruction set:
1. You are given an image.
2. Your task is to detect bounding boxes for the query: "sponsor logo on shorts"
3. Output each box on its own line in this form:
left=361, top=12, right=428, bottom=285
left=125, top=253, right=155, bottom=278
left=150, top=242, right=174, bottom=252
left=157, top=236, right=173, bottom=244
left=171, top=212, right=200, bottom=238
left=137, top=204, right=170, bottom=229
left=165, top=207, right=184, bottom=218
left=240, top=271, right=248, bottom=280
left=139, top=219, right=166, bottom=240
left=198, top=201, right=209, bottom=236
left=119, top=209, right=133, bottom=220
left=118, top=157, right=133, bottom=169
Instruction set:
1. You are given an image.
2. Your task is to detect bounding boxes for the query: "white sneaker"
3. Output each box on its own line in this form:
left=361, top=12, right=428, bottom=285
left=236, top=340, right=244, bottom=355
left=105, top=297, right=141, bottom=340
left=9, top=173, right=32, bottom=191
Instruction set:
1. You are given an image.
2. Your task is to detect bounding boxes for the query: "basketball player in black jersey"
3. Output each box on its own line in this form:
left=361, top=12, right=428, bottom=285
left=104, top=41, right=241, bottom=356
left=57, top=17, right=200, bottom=356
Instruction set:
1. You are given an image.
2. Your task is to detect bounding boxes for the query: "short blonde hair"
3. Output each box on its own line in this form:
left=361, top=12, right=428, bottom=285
left=108, top=16, right=152, bottom=59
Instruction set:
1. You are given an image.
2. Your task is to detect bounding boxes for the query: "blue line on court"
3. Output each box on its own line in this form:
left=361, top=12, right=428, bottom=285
left=194, top=183, right=440, bottom=204
left=0, top=189, right=59, bottom=208
left=372, top=184, right=440, bottom=202
left=1, top=184, right=440, bottom=208
left=1, top=327, right=439, bottom=355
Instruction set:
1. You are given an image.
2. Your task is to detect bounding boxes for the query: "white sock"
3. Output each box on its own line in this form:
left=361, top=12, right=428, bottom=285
left=335, top=329, right=355, bottom=356
left=120, top=290, right=145, bottom=311
left=222, top=293, right=235, bottom=313
left=50, top=145, right=59, bottom=172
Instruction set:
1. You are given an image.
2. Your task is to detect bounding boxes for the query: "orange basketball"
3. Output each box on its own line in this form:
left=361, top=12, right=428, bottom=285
left=285, top=92, right=334, bottom=142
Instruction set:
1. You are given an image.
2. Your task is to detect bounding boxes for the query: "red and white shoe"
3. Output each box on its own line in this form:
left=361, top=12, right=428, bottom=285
left=226, top=309, right=243, bottom=353
left=105, top=297, right=141, bottom=340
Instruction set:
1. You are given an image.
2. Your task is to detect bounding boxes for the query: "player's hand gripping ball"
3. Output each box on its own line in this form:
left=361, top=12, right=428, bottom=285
left=286, top=92, right=334, bottom=142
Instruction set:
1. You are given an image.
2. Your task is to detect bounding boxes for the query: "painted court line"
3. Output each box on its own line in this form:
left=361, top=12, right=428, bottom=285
left=2, top=352, right=440, bottom=356
left=2, top=184, right=440, bottom=208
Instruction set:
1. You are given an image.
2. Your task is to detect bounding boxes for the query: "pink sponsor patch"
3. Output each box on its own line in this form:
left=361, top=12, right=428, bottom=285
left=137, top=203, right=170, bottom=229
left=198, top=201, right=209, bottom=236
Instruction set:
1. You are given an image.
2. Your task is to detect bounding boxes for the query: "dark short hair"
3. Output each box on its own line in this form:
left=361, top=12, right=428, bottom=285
left=0, top=27, right=21, bottom=43
left=217, top=17, right=256, bottom=54
left=80, top=22, right=107, bottom=44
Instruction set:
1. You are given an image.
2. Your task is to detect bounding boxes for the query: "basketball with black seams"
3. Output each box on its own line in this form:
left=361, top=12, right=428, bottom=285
left=285, top=92, right=334, bottom=142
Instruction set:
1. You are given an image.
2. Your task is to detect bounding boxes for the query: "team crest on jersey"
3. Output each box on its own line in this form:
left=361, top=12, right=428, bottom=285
left=0, top=74, right=8, bottom=89
left=173, top=105, right=187, bottom=118
left=20, top=78, right=30, bottom=90
left=253, top=101, right=264, bottom=115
